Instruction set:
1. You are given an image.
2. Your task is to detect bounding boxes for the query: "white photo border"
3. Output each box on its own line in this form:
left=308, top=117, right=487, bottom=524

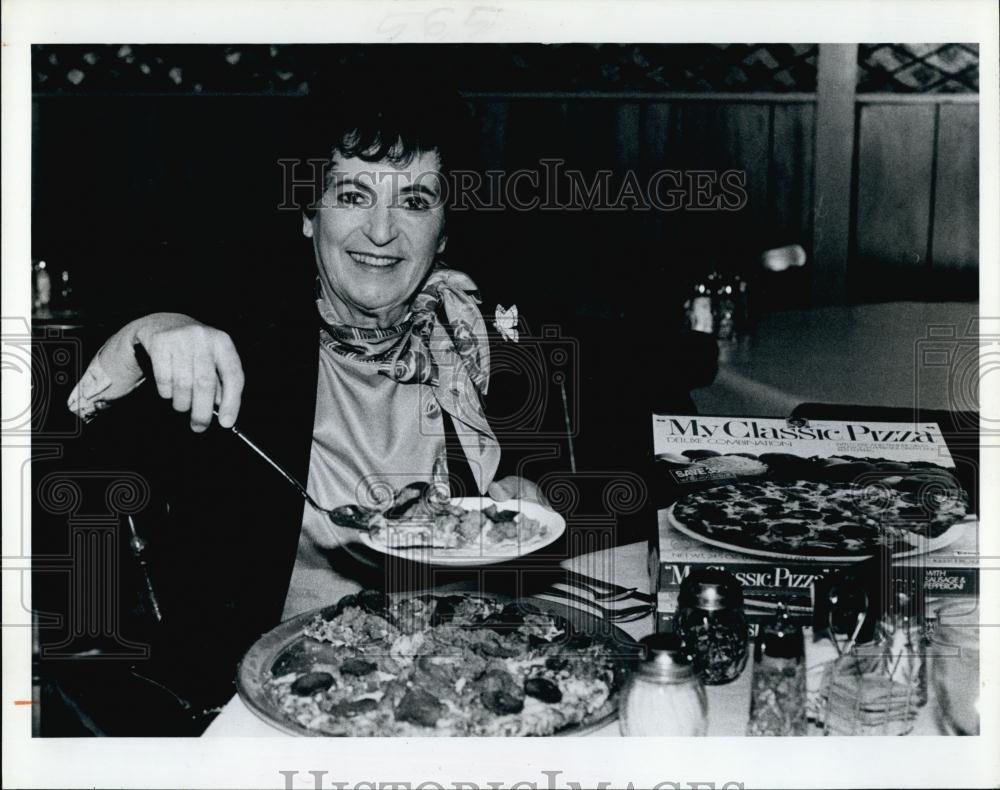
left=3, top=1, right=999, bottom=788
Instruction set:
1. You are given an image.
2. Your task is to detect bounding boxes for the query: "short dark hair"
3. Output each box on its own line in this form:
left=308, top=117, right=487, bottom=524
left=297, top=75, right=475, bottom=217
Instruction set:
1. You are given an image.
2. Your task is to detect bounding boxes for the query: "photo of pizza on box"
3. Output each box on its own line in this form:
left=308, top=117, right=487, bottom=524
left=661, top=451, right=971, bottom=561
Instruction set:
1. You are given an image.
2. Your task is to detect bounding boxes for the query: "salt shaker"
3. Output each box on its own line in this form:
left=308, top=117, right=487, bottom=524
left=619, top=633, right=708, bottom=736
left=747, top=608, right=807, bottom=736
left=673, top=568, right=748, bottom=685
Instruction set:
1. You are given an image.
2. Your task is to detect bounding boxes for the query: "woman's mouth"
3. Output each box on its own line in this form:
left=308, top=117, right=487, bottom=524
left=348, top=251, right=403, bottom=268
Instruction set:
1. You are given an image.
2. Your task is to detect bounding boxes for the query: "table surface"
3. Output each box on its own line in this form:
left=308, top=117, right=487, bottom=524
left=204, top=540, right=942, bottom=738
left=692, top=301, right=979, bottom=417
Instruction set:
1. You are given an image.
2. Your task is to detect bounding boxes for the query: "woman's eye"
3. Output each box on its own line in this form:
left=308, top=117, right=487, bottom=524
left=336, top=191, right=370, bottom=207
left=400, top=195, right=431, bottom=211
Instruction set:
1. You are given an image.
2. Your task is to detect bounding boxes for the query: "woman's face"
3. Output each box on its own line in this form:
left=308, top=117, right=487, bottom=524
left=305, top=149, right=447, bottom=328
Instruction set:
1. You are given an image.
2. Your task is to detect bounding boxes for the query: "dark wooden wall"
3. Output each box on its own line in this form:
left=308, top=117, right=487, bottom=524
left=451, top=96, right=821, bottom=321
left=467, top=97, right=817, bottom=288
left=467, top=94, right=977, bottom=308
left=854, top=99, right=978, bottom=300
left=31, top=89, right=977, bottom=325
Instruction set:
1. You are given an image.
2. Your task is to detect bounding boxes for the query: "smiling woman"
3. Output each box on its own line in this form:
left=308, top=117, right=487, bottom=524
left=296, top=81, right=466, bottom=328
left=305, top=149, right=448, bottom=328
left=59, top=76, right=546, bottom=732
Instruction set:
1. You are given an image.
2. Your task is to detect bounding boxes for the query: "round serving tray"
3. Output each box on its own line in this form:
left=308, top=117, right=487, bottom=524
left=237, top=592, right=641, bottom=737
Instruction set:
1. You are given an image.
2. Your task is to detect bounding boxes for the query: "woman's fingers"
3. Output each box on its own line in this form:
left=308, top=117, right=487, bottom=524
left=144, top=324, right=244, bottom=432
left=171, top=344, right=194, bottom=415
left=148, top=337, right=174, bottom=401
left=214, top=333, right=244, bottom=429
left=488, top=475, right=553, bottom=510
left=487, top=478, right=516, bottom=502
left=189, top=339, right=217, bottom=432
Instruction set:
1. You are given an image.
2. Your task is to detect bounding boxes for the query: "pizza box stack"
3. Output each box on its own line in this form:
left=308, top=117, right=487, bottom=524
left=648, top=414, right=979, bottom=633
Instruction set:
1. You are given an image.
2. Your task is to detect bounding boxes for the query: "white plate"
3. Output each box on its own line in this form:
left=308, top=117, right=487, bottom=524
left=667, top=504, right=973, bottom=563
left=357, top=497, right=566, bottom=567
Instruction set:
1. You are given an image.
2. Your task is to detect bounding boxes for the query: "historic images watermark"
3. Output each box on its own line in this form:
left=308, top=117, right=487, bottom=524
left=3, top=316, right=153, bottom=656
left=913, top=316, right=999, bottom=447
left=2, top=316, right=81, bottom=440
left=278, top=771, right=745, bottom=790
left=278, top=160, right=749, bottom=214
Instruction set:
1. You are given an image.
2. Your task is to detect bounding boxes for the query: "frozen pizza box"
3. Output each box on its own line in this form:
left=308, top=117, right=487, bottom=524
left=648, top=414, right=980, bottom=629
left=652, top=506, right=980, bottom=628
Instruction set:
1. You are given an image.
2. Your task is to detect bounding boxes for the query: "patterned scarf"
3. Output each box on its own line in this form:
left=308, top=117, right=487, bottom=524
left=316, top=266, right=499, bottom=493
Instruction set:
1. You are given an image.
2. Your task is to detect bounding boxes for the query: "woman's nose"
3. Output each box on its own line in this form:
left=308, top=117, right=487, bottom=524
left=363, top=202, right=397, bottom=245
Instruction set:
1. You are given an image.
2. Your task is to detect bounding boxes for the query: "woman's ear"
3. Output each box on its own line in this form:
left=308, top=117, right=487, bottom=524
left=437, top=233, right=448, bottom=254
left=302, top=213, right=314, bottom=239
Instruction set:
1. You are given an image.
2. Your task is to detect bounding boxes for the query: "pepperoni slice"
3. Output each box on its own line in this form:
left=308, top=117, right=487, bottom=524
left=795, top=509, right=823, bottom=520
left=771, top=521, right=810, bottom=537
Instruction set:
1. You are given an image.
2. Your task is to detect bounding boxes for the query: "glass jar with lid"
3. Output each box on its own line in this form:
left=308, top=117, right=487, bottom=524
left=673, top=568, right=749, bottom=685
left=619, top=633, right=708, bottom=736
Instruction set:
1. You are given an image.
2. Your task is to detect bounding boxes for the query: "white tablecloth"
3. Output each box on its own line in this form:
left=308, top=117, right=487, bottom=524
left=203, top=540, right=941, bottom=737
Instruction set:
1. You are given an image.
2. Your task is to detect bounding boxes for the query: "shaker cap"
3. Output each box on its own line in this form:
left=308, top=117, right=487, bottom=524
left=758, top=609, right=804, bottom=659
left=638, top=633, right=696, bottom=680
left=678, top=568, right=744, bottom=611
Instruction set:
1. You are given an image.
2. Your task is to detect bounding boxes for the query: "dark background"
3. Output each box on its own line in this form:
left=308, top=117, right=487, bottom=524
left=31, top=43, right=980, bottom=330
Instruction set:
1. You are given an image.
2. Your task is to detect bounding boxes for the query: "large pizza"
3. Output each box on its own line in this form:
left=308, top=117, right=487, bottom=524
left=668, top=454, right=969, bottom=558
left=240, top=591, right=638, bottom=736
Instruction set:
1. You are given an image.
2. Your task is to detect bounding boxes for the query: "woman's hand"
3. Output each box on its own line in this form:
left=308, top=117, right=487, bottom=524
left=69, top=312, right=245, bottom=432
left=487, top=475, right=552, bottom=510
left=135, top=320, right=245, bottom=432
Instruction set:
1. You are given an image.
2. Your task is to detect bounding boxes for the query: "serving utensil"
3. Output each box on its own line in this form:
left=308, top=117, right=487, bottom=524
left=561, top=579, right=640, bottom=603
left=222, top=418, right=467, bottom=549
left=130, top=344, right=548, bottom=552
left=212, top=408, right=381, bottom=532
left=215, top=412, right=462, bottom=544
left=537, top=586, right=654, bottom=623
left=559, top=569, right=655, bottom=604
left=131, top=343, right=378, bottom=533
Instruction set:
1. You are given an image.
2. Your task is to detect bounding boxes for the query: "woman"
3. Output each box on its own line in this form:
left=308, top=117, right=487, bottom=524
left=65, top=84, right=545, bottom=726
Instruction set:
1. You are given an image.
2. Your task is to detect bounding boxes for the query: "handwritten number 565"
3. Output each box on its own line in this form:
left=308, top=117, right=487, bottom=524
left=376, top=6, right=501, bottom=40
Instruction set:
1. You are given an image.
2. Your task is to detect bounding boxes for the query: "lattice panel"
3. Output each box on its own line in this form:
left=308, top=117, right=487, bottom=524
left=857, top=44, right=979, bottom=93
left=32, top=45, right=315, bottom=95
left=32, top=44, right=819, bottom=95
left=471, top=44, right=819, bottom=92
